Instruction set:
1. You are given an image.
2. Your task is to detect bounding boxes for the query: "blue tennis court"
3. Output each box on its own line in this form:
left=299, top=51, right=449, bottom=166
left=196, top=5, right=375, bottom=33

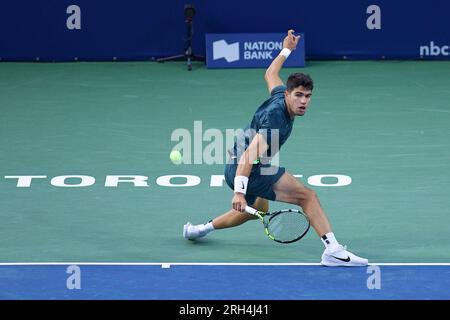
left=1, top=263, right=450, bottom=300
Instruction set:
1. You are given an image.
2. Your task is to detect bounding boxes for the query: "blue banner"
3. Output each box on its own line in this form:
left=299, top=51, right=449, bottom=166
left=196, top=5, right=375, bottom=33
left=205, top=33, right=305, bottom=68
left=0, top=1, right=449, bottom=61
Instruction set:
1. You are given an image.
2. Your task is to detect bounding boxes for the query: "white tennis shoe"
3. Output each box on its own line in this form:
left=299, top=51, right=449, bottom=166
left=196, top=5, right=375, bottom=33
left=321, top=245, right=368, bottom=267
left=183, top=222, right=208, bottom=240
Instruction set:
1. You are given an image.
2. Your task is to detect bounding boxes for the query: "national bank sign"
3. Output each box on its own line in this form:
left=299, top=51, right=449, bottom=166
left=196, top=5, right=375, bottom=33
left=205, top=33, right=305, bottom=68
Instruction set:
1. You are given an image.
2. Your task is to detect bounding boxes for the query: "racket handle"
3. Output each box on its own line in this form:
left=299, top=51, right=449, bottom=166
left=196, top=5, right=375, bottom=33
left=245, top=206, right=258, bottom=215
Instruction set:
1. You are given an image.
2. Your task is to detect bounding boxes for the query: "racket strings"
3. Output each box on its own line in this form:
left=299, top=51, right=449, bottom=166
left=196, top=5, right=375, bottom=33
left=267, top=211, right=309, bottom=242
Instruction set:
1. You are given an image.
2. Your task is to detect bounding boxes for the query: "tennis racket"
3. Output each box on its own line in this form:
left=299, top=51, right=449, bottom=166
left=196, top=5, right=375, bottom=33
left=245, top=205, right=310, bottom=244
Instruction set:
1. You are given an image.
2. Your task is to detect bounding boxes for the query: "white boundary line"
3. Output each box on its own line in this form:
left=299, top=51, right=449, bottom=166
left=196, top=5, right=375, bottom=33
left=0, top=262, right=449, bottom=266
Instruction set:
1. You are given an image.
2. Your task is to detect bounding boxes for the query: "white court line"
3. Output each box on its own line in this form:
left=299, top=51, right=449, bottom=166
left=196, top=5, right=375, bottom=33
left=0, top=262, right=449, bottom=266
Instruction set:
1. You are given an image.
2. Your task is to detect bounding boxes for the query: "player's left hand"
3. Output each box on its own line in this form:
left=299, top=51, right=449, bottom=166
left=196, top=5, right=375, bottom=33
left=283, top=29, right=301, bottom=51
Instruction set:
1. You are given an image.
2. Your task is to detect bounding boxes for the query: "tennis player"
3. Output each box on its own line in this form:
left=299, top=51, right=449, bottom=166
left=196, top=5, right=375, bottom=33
left=184, top=30, right=368, bottom=267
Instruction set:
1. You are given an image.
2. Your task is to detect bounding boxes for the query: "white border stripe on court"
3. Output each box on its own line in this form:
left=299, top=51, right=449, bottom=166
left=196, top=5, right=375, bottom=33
left=0, top=262, right=449, bottom=266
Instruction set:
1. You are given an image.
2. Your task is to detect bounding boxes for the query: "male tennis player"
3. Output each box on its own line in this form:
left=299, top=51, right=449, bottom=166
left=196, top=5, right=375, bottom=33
left=184, top=30, right=368, bottom=267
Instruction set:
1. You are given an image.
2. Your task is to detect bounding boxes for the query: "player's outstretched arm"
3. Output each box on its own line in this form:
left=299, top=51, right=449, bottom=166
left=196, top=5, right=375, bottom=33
left=232, top=134, right=269, bottom=212
left=264, top=29, right=301, bottom=93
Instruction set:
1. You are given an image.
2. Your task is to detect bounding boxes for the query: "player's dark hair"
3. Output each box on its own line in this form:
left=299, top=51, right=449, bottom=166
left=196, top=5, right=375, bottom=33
left=286, top=73, right=314, bottom=92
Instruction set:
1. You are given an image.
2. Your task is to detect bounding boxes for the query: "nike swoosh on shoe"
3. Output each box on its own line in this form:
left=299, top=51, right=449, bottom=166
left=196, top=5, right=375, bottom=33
left=331, top=255, right=351, bottom=262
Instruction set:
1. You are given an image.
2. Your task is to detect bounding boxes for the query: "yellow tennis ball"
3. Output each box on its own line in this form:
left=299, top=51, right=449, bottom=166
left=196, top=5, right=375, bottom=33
left=170, top=150, right=182, bottom=164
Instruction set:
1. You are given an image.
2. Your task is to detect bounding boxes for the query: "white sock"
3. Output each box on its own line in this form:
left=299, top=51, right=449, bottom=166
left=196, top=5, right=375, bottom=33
left=321, top=232, right=339, bottom=250
left=202, top=220, right=215, bottom=234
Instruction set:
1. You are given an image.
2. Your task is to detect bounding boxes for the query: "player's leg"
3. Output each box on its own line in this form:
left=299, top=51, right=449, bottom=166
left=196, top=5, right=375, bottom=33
left=211, top=197, right=268, bottom=229
left=254, top=196, right=269, bottom=212
left=272, top=172, right=331, bottom=236
left=273, top=171, right=368, bottom=266
left=183, top=196, right=267, bottom=240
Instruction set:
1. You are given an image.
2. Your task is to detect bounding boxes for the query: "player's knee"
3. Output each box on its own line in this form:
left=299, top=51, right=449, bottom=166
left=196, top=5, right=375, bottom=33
left=296, top=188, right=317, bottom=207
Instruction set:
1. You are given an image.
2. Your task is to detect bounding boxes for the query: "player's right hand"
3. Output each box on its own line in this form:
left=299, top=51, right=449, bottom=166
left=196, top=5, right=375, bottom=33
left=232, top=193, right=247, bottom=212
left=283, top=29, right=301, bottom=51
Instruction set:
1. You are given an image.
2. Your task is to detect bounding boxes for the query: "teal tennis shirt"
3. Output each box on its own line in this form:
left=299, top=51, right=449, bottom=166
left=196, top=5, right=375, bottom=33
left=232, top=85, right=295, bottom=161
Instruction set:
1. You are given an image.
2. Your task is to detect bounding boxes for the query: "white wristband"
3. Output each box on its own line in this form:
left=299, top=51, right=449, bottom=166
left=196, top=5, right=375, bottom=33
left=279, top=48, right=292, bottom=58
left=234, top=176, right=249, bottom=194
